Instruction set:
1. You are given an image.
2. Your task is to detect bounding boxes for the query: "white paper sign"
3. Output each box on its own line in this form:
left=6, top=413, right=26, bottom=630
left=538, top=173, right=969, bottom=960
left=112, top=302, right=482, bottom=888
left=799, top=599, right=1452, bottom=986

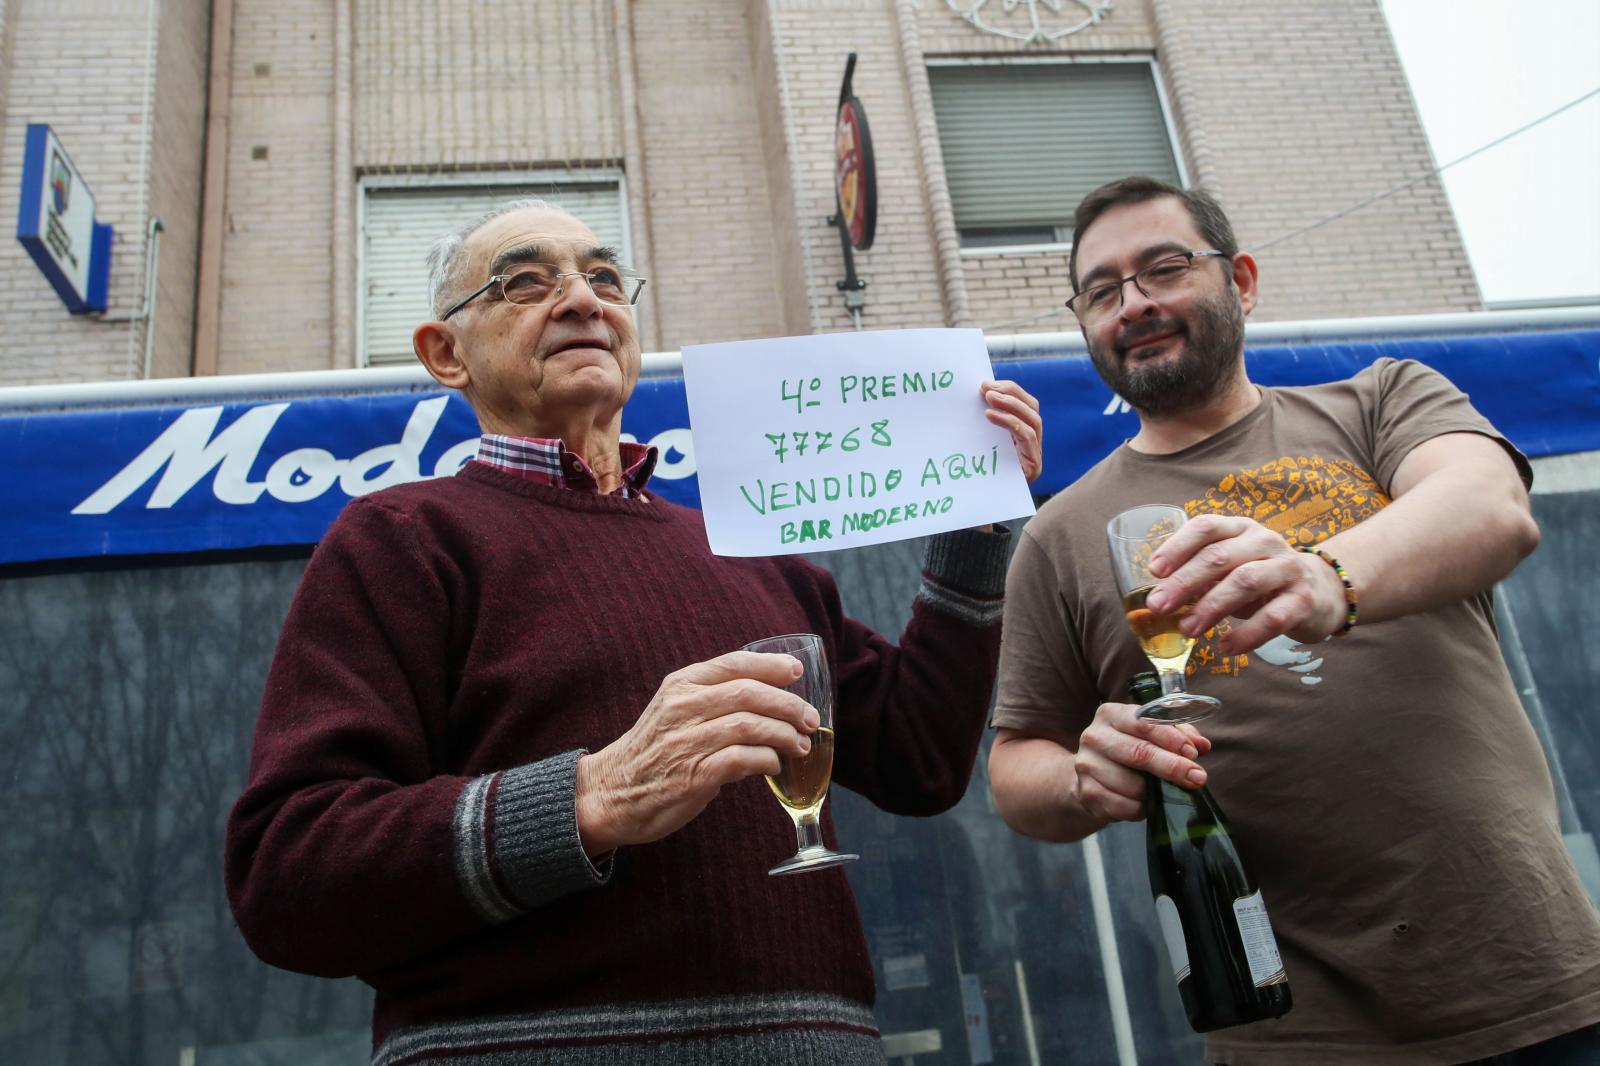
left=681, top=328, right=1036, bottom=557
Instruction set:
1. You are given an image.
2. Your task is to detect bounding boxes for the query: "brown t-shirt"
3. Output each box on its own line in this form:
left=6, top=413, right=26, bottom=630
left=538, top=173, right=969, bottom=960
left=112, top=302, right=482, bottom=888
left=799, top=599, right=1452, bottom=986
left=994, top=359, right=1600, bottom=1064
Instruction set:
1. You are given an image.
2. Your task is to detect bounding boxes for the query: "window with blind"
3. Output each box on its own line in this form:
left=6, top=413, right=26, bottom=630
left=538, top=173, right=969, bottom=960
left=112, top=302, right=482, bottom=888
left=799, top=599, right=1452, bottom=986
left=928, top=60, right=1183, bottom=249
left=361, top=180, right=627, bottom=368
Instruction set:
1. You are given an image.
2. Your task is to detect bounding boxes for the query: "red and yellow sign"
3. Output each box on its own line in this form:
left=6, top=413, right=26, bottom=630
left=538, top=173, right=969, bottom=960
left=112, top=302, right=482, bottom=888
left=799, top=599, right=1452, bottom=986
left=834, top=97, right=876, bottom=251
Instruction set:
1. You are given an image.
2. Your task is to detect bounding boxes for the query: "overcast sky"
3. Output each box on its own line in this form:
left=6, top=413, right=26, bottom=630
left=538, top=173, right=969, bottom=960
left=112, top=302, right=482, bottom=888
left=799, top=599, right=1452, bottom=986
left=1382, top=0, right=1600, bottom=305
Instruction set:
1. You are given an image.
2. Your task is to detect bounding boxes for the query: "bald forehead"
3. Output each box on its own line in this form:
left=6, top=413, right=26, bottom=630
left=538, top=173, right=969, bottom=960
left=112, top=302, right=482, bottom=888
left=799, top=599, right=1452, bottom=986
left=465, top=208, right=606, bottom=273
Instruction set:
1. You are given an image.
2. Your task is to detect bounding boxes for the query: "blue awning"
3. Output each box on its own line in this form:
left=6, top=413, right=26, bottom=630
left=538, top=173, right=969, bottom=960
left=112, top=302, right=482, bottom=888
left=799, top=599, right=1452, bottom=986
left=1, top=328, right=1595, bottom=566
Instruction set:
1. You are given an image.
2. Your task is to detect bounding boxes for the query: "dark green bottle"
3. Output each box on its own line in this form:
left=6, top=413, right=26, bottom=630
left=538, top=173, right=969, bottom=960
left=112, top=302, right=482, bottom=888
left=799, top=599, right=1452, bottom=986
left=1132, top=671, right=1292, bottom=1032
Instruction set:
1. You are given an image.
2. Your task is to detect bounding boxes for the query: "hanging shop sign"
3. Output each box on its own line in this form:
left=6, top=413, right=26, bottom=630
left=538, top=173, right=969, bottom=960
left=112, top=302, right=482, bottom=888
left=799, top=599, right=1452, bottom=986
left=834, top=56, right=877, bottom=251
left=15, top=124, right=113, bottom=314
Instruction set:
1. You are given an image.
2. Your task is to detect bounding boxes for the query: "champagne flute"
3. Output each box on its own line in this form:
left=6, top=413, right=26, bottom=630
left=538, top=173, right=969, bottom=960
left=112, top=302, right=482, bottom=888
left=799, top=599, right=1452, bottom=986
left=1106, top=505, right=1221, bottom=725
left=744, top=632, right=859, bottom=876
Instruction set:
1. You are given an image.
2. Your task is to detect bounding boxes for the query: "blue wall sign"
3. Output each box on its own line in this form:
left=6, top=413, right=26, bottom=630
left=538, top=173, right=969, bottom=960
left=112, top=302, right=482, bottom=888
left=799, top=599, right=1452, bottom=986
left=1, top=330, right=1595, bottom=566
left=15, top=124, right=113, bottom=314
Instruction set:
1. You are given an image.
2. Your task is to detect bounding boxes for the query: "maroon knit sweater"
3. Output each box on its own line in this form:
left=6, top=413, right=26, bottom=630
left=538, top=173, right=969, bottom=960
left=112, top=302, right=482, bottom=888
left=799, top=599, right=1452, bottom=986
left=225, top=461, right=1009, bottom=1062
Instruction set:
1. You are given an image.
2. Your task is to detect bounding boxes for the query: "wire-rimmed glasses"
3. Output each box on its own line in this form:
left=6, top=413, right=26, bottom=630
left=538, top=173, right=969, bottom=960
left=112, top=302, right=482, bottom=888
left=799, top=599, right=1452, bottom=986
left=1106, top=505, right=1221, bottom=725
left=441, top=263, right=647, bottom=321
left=1066, top=250, right=1229, bottom=326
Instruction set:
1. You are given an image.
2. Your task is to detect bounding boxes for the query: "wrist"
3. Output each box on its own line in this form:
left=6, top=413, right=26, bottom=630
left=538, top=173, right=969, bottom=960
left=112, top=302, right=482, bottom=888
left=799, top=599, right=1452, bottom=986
left=1298, top=545, right=1358, bottom=638
left=574, top=752, right=620, bottom=858
left=1065, top=758, right=1113, bottom=835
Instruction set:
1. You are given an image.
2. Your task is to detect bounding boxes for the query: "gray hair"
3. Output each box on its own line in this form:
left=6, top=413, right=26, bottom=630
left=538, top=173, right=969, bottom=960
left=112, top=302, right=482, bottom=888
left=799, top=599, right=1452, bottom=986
left=424, top=197, right=561, bottom=319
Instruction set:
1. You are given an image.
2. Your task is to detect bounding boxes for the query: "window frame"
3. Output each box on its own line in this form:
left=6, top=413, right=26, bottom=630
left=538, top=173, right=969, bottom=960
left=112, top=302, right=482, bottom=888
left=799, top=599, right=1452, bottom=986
left=924, top=54, right=1190, bottom=256
left=355, top=169, right=632, bottom=368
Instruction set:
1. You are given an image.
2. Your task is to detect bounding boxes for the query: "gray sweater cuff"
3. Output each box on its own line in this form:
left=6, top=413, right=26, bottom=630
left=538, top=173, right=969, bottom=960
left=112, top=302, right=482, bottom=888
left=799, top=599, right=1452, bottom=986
left=917, top=525, right=1011, bottom=626
left=453, top=750, right=612, bottom=923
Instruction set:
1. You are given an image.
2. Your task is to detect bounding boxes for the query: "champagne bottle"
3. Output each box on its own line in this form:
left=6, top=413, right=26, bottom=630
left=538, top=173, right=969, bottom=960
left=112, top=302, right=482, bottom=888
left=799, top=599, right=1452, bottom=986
left=1132, top=671, right=1292, bottom=1032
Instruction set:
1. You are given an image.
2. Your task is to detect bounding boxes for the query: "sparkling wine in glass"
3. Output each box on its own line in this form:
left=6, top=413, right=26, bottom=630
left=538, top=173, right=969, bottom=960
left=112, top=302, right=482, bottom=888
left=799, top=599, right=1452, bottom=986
left=1106, top=505, right=1221, bottom=725
left=744, top=632, right=859, bottom=875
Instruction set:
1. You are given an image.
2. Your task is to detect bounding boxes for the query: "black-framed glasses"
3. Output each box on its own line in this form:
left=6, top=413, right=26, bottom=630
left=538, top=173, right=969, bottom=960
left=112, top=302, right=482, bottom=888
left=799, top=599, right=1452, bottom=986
left=441, top=264, right=648, bottom=321
left=1066, top=250, right=1230, bottom=325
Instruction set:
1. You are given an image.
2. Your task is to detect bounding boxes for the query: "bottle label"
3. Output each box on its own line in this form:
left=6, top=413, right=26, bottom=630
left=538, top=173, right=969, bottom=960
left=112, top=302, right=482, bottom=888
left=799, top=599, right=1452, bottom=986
left=1232, top=891, right=1288, bottom=987
left=1154, top=895, right=1190, bottom=983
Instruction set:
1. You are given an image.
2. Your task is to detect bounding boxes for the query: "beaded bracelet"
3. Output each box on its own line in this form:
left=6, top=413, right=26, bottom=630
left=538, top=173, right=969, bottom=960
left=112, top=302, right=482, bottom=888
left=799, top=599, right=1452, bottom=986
left=1298, top=545, right=1357, bottom=636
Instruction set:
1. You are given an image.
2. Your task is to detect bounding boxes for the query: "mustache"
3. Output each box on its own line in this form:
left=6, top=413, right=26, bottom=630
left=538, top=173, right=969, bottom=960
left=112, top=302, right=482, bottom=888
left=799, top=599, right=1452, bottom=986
left=1116, top=318, right=1185, bottom=354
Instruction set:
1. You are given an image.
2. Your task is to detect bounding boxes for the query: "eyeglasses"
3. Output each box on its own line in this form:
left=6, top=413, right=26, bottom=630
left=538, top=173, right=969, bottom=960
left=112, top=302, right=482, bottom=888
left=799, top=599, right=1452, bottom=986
left=1066, top=250, right=1230, bottom=325
left=441, top=263, right=648, bottom=321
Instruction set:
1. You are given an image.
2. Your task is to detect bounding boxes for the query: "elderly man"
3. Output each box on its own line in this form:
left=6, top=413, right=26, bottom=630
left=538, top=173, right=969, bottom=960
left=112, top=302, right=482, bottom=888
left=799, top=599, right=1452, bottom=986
left=226, top=200, right=1043, bottom=1066
left=989, top=176, right=1600, bottom=1064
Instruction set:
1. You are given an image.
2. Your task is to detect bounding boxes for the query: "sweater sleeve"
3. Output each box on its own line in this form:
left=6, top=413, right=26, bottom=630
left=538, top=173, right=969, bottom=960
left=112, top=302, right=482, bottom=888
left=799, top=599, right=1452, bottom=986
left=822, top=525, right=1011, bottom=816
left=224, top=497, right=608, bottom=980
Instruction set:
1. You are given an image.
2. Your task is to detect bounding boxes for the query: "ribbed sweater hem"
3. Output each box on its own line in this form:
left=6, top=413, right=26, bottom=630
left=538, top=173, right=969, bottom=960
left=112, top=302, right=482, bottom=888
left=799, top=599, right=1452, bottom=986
left=372, top=992, right=884, bottom=1066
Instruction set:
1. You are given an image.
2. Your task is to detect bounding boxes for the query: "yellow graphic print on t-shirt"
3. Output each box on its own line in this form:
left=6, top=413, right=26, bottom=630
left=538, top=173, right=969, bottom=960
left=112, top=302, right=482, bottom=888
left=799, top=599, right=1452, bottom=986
left=1180, top=456, right=1390, bottom=682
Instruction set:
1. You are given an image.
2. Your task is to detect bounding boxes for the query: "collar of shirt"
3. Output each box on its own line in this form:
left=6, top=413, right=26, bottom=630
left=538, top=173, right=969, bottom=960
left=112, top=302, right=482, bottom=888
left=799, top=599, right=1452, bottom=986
left=472, top=434, right=658, bottom=498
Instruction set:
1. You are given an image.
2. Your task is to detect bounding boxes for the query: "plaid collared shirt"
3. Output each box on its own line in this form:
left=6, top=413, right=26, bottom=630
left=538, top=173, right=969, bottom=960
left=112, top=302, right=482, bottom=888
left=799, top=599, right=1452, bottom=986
left=472, top=434, right=657, bottom=498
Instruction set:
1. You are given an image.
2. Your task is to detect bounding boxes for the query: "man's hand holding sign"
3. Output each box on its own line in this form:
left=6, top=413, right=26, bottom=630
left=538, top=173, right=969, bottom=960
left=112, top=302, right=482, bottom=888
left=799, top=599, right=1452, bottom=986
left=683, top=328, right=1041, bottom=556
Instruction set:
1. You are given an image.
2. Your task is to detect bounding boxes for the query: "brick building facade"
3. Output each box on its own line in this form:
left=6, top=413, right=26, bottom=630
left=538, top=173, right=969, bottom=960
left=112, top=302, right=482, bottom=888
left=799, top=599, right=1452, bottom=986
left=0, top=0, right=1478, bottom=386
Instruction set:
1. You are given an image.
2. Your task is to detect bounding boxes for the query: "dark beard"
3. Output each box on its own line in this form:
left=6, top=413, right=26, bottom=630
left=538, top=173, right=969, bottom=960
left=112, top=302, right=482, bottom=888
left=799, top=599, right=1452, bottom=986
left=1087, top=286, right=1246, bottom=418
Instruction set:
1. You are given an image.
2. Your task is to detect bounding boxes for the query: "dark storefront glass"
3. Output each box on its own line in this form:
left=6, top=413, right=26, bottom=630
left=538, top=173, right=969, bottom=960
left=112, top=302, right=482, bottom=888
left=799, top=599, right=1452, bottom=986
left=0, top=558, right=372, bottom=1063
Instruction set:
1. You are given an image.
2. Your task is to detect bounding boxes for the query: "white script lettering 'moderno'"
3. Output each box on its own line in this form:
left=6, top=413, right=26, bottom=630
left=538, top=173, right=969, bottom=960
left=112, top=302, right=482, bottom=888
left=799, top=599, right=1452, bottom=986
left=72, top=397, right=464, bottom=515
